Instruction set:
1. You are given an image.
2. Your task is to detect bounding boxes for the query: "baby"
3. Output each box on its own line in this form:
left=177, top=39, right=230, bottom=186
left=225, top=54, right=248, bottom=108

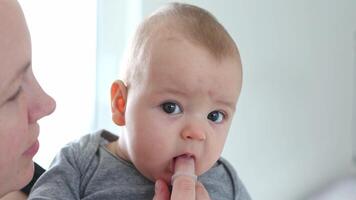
left=29, top=3, right=250, bottom=200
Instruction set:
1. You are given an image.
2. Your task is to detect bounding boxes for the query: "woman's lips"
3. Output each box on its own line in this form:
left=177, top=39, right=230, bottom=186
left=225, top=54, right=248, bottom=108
left=23, top=140, right=39, bottom=157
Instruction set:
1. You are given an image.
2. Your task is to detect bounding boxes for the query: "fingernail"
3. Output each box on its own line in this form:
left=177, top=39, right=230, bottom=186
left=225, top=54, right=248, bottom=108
left=155, top=180, right=162, bottom=192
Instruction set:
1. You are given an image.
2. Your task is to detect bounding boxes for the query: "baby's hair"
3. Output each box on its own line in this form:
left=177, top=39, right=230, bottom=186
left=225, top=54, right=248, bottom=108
left=121, top=2, right=240, bottom=87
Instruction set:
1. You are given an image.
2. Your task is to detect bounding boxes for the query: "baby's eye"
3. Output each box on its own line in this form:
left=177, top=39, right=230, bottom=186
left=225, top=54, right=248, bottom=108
left=207, top=111, right=225, bottom=123
left=161, top=102, right=182, bottom=114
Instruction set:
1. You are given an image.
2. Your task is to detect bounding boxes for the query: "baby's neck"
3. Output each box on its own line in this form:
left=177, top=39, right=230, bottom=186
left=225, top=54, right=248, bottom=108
left=105, top=140, right=130, bottom=162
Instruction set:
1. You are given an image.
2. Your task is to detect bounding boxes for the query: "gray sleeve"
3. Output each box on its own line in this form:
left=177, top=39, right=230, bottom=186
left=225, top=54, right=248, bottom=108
left=28, top=143, right=82, bottom=200
left=199, top=157, right=252, bottom=200
left=234, top=173, right=251, bottom=200
left=220, top=158, right=251, bottom=200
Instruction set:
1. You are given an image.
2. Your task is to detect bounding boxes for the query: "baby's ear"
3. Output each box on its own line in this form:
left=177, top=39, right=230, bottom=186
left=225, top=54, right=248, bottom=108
left=111, top=80, right=127, bottom=126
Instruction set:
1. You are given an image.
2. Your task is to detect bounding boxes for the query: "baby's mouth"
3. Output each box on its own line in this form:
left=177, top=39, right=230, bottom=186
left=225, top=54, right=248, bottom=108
left=170, top=154, right=196, bottom=185
left=172, top=153, right=195, bottom=174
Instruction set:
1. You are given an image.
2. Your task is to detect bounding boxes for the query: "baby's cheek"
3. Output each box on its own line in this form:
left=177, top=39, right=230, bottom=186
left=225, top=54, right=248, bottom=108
left=199, top=142, right=224, bottom=175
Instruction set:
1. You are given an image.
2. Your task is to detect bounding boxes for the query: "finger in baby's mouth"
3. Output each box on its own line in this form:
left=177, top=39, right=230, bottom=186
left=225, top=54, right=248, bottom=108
left=173, top=153, right=195, bottom=174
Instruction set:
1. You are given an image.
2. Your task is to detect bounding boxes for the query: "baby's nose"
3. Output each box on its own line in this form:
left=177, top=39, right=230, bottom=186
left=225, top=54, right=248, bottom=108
left=180, top=123, right=206, bottom=141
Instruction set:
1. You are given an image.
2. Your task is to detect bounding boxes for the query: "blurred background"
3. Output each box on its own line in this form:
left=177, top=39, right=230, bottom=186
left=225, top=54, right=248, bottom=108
left=19, top=0, right=356, bottom=199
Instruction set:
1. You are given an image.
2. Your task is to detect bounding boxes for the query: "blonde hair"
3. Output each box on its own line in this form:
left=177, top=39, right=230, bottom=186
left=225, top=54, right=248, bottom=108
left=121, top=2, right=240, bottom=87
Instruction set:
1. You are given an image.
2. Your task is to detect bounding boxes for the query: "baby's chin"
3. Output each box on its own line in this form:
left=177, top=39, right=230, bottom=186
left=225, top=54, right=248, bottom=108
left=142, top=157, right=214, bottom=185
left=150, top=171, right=174, bottom=185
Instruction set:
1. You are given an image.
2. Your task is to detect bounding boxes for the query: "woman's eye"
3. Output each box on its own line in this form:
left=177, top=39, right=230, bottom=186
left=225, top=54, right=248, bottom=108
left=161, top=102, right=182, bottom=114
left=207, top=111, right=225, bottom=123
left=7, top=87, right=22, bottom=102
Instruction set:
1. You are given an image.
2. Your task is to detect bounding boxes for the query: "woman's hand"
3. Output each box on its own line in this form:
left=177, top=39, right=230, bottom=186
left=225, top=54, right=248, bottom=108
left=153, top=156, right=211, bottom=200
left=153, top=178, right=210, bottom=200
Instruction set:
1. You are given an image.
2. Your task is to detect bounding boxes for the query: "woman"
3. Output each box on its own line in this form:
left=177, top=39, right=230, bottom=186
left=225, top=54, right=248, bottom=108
left=0, top=1, right=210, bottom=199
left=0, top=0, right=56, bottom=198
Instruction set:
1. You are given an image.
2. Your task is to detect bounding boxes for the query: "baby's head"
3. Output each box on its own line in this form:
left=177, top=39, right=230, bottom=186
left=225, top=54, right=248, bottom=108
left=111, top=2, right=242, bottom=184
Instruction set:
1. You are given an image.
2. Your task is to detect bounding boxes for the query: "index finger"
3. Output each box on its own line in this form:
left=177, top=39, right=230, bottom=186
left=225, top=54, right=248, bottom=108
left=171, top=156, right=196, bottom=200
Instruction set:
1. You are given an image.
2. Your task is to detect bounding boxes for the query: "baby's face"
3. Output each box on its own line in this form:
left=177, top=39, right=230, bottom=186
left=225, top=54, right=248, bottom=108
left=123, top=37, right=242, bottom=184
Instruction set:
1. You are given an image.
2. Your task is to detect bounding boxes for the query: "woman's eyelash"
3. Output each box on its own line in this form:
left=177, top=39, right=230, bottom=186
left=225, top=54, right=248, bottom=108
left=7, top=87, right=22, bottom=102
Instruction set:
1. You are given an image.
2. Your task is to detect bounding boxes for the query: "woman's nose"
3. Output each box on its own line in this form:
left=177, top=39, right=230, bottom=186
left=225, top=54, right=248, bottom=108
left=40, top=92, right=56, bottom=118
left=28, top=82, right=56, bottom=123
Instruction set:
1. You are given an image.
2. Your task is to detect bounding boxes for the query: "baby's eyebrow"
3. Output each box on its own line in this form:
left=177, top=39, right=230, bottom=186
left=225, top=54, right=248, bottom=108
left=215, top=99, right=236, bottom=111
left=156, top=87, right=189, bottom=97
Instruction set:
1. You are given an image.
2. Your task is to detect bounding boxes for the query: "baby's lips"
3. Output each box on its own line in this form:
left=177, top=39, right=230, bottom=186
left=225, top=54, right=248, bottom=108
left=174, top=155, right=195, bottom=175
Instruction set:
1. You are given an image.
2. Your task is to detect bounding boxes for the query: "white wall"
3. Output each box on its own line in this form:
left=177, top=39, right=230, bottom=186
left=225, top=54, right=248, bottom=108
left=95, top=0, right=141, bottom=132
left=98, top=0, right=356, bottom=199
left=19, top=0, right=97, bottom=168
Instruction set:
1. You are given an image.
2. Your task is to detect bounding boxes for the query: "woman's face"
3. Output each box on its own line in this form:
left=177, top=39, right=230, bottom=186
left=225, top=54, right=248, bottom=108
left=0, top=0, right=56, bottom=196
